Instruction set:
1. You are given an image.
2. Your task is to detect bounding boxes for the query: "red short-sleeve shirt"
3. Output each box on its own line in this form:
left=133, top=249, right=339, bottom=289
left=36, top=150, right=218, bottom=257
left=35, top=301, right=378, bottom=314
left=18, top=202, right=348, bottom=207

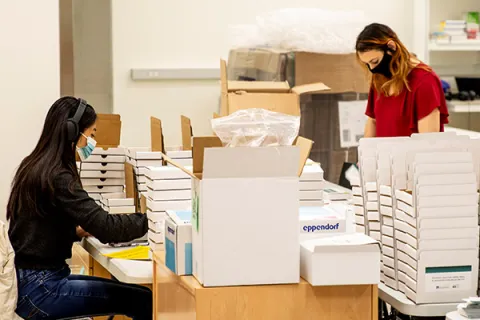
left=365, top=65, right=449, bottom=137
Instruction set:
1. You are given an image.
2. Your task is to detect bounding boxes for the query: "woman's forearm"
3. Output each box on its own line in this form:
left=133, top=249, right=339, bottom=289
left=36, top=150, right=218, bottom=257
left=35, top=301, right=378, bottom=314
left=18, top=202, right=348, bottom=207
left=364, top=117, right=376, bottom=138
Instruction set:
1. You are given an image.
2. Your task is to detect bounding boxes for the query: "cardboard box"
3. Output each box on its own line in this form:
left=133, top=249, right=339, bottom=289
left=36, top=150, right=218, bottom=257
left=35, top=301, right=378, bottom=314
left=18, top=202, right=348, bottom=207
left=299, top=205, right=347, bottom=241
left=145, top=166, right=192, bottom=180
left=80, top=162, right=125, bottom=171
left=104, top=205, right=135, bottom=214
left=165, top=136, right=312, bottom=287
left=84, top=185, right=123, bottom=193
left=95, top=114, right=121, bottom=148
left=300, top=233, right=380, bottom=286
left=220, top=59, right=329, bottom=116
left=146, top=199, right=191, bottom=212
left=101, top=198, right=134, bottom=207
left=227, top=48, right=288, bottom=82
left=147, top=178, right=191, bottom=191
left=165, top=210, right=193, bottom=275
left=92, top=147, right=125, bottom=156
left=126, top=148, right=163, bottom=160
left=83, top=155, right=125, bottom=164
left=147, top=189, right=191, bottom=201
left=81, top=178, right=124, bottom=186
left=80, top=171, right=124, bottom=179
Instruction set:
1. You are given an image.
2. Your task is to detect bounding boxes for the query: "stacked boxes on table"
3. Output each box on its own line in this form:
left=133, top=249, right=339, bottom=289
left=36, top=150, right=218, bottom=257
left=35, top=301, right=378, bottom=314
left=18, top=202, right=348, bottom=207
left=126, top=148, right=163, bottom=199
left=100, top=192, right=135, bottom=214
left=145, top=166, right=192, bottom=252
left=351, top=176, right=367, bottom=234
left=79, top=147, right=126, bottom=204
left=394, top=151, right=479, bottom=304
left=299, top=161, right=325, bottom=206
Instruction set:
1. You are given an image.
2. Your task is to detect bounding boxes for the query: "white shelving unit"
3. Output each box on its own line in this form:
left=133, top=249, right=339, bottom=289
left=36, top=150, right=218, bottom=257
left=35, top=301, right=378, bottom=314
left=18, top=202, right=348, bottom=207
left=413, top=0, right=480, bottom=66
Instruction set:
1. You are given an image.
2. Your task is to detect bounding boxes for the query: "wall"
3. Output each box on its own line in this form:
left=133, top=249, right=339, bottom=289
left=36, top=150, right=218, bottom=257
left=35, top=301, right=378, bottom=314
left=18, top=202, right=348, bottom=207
left=0, top=0, right=60, bottom=221
left=73, top=0, right=113, bottom=114
left=111, top=0, right=414, bottom=148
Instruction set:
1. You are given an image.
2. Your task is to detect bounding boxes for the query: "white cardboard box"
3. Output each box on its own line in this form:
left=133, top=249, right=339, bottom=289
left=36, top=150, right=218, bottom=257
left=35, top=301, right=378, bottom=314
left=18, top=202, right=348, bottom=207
left=101, top=192, right=126, bottom=200
left=167, top=150, right=192, bottom=159
left=105, top=205, right=135, bottom=214
left=179, top=141, right=304, bottom=287
left=299, top=205, right=347, bottom=241
left=300, top=233, right=381, bottom=286
left=101, top=198, right=134, bottom=207
left=80, top=170, right=125, bottom=179
left=126, top=147, right=163, bottom=160
left=167, top=158, right=193, bottom=167
left=84, top=185, right=124, bottom=193
left=80, top=162, right=125, bottom=171
left=146, top=166, right=192, bottom=180
left=299, top=180, right=325, bottom=191
left=147, top=210, right=167, bottom=223
left=81, top=178, right=124, bottom=187
left=147, top=178, right=191, bottom=191
left=146, top=198, right=191, bottom=212
left=148, top=189, right=191, bottom=201
left=300, top=165, right=324, bottom=181
left=92, top=147, right=125, bottom=156
left=165, top=210, right=192, bottom=275
left=82, top=155, right=125, bottom=163
left=129, top=158, right=163, bottom=167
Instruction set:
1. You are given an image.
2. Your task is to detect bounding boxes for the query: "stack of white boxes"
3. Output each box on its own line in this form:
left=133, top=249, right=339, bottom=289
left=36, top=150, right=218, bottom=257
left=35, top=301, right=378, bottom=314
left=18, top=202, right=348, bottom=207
left=299, top=161, right=325, bottom=206
left=351, top=176, right=366, bottom=234
left=166, top=149, right=193, bottom=167
left=126, top=148, right=164, bottom=199
left=394, top=151, right=479, bottom=304
left=145, top=166, right=192, bottom=253
left=79, top=147, right=126, bottom=204
left=100, top=192, right=135, bottom=214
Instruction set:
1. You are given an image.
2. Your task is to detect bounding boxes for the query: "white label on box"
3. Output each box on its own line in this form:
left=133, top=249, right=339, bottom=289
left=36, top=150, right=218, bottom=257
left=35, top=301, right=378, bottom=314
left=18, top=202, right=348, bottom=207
left=338, top=100, right=367, bottom=148
left=425, top=266, right=472, bottom=292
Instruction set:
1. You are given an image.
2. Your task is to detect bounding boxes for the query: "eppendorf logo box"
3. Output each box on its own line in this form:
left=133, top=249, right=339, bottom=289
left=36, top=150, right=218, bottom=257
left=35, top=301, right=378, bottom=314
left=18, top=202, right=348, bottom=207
left=299, top=206, right=347, bottom=236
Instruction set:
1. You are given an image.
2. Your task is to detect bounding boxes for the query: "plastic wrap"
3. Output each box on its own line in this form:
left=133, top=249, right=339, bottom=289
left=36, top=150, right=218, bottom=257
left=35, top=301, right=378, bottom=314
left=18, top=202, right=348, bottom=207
left=211, top=109, right=300, bottom=147
left=228, top=8, right=366, bottom=54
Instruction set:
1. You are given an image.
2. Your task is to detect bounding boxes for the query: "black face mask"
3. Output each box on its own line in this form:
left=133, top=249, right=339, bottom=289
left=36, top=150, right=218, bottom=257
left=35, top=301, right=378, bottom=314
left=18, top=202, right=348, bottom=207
left=368, top=52, right=393, bottom=78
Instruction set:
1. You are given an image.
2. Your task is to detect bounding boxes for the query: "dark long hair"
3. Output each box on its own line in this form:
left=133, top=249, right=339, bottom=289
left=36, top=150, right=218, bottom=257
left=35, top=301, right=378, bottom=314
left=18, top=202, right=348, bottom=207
left=355, top=23, right=429, bottom=96
left=7, top=97, right=97, bottom=220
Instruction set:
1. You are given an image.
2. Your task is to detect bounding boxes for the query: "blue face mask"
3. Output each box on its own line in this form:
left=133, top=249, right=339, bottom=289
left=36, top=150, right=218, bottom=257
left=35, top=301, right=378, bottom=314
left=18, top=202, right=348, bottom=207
left=77, top=134, right=97, bottom=161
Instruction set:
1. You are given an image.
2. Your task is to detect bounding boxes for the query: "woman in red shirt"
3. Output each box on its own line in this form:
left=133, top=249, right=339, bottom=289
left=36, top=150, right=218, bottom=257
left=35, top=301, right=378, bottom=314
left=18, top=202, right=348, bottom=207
left=356, top=23, right=449, bottom=137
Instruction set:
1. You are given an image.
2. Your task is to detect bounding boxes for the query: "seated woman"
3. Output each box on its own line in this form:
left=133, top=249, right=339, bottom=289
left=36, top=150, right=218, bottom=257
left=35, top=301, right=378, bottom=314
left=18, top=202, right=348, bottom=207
left=8, top=97, right=152, bottom=319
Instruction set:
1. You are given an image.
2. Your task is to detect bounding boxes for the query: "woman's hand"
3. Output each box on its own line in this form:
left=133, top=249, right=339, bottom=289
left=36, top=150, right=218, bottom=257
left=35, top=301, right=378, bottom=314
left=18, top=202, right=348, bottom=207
left=76, top=226, right=91, bottom=238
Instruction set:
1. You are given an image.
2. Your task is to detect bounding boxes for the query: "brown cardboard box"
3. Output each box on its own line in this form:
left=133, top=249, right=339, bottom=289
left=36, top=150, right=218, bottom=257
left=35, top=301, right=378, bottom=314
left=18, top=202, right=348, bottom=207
left=227, top=48, right=289, bottom=82
left=289, top=52, right=370, bottom=93
left=220, top=59, right=330, bottom=116
left=95, top=114, right=121, bottom=148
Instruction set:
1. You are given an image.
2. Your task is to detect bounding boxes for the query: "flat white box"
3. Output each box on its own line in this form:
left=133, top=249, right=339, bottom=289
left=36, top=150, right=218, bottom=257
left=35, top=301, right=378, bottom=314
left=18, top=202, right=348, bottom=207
left=300, top=233, right=381, bottom=286
left=367, top=192, right=378, bottom=202
left=190, top=146, right=301, bottom=287
left=369, top=221, right=381, bottom=231
left=83, top=155, right=125, bottom=163
left=416, top=184, right=477, bottom=197
left=148, top=189, right=191, bottom=201
left=300, top=165, right=324, bottom=181
left=380, top=196, right=392, bottom=206
left=80, top=170, right=124, bottom=179
left=105, top=205, right=135, bottom=214
left=355, top=215, right=365, bottom=225
left=149, top=240, right=164, bottom=251
left=365, top=182, right=377, bottom=192
left=417, top=194, right=479, bottom=208
left=100, top=192, right=126, bottom=199
left=380, top=205, right=393, bottom=217
left=148, top=230, right=164, bottom=244
left=353, top=196, right=363, bottom=206
left=167, top=150, right=192, bottom=159
left=148, top=219, right=164, bottom=233
left=382, top=216, right=394, bottom=226
left=352, top=186, right=362, bottom=196
left=147, top=178, right=191, bottom=191
left=382, top=235, right=394, bottom=247
left=165, top=210, right=193, bottom=275
left=138, top=183, right=148, bottom=192
left=146, top=166, right=192, bottom=180
left=367, top=211, right=380, bottom=221
left=81, top=178, right=124, bottom=187
left=146, top=198, right=191, bottom=212
left=147, top=210, right=167, bottom=223
left=101, top=198, right=134, bottom=207
left=299, top=206, right=347, bottom=241
left=88, top=193, right=102, bottom=200
left=129, top=158, right=163, bottom=167
left=370, top=231, right=381, bottom=241
left=356, top=225, right=366, bottom=233
left=299, top=180, right=325, bottom=191
left=83, top=185, right=123, bottom=193
left=167, top=158, right=193, bottom=167
left=134, top=167, right=149, bottom=176
left=395, top=190, right=413, bottom=206
left=417, top=173, right=476, bottom=187
left=92, top=147, right=125, bottom=156
left=366, top=201, right=378, bottom=211
left=81, top=162, right=125, bottom=171
left=379, top=185, right=392, bottom=196
left=129, top=151, right=163, bottom=160
left=299, top=190, right=323, bottom=200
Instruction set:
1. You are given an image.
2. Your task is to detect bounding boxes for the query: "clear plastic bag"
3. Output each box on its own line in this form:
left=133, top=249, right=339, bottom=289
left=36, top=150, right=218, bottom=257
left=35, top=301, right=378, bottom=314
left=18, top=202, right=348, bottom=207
left=211, top=109, right=300, bottom=147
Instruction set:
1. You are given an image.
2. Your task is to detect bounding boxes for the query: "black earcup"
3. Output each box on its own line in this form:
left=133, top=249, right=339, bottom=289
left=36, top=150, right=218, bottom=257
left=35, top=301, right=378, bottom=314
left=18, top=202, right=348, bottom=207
left=67, top=119, right=79, bottom=142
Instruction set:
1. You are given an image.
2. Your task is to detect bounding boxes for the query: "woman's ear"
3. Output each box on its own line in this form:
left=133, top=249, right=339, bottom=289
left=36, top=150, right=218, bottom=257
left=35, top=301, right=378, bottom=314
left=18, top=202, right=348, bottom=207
left=387, top=40, right=397, bottom=52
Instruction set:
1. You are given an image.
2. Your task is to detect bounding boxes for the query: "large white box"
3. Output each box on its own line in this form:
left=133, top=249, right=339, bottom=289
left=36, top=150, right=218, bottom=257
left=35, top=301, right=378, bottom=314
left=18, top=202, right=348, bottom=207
left=146, top=166, right=192, bottom=180
left=300, top=233, right=381, bottom=286
left=165, top=210, right=193, bottom=275
left=147, top=178, right=191, bottom=191
left=171, top=140, right=307, bottom=287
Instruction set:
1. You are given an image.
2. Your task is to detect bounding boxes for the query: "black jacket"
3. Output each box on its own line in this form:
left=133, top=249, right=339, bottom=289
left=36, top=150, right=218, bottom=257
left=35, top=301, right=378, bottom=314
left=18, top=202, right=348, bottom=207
left=9, top=171, right=147, bottom=269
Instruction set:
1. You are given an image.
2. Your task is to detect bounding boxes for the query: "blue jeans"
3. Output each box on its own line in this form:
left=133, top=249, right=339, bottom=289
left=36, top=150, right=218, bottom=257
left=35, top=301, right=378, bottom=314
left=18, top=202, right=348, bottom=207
left=16, top=266, right=152, bottom=319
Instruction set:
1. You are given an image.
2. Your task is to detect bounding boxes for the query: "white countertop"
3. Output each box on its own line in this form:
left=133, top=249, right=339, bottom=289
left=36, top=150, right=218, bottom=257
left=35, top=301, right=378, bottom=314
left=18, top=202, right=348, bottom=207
left=81, top=237, right=153, bottom=284
left=379, top=283, right=458, bottom=317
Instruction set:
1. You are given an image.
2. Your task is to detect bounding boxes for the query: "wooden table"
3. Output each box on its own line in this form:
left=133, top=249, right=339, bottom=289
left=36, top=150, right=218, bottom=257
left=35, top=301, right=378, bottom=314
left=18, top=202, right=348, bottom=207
left=153, top=251, right=378, bottom=320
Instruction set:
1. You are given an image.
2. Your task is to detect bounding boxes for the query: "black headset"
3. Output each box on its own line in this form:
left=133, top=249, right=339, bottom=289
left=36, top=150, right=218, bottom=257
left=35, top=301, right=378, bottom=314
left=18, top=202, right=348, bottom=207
left=67, top=98, right=87, bottom=142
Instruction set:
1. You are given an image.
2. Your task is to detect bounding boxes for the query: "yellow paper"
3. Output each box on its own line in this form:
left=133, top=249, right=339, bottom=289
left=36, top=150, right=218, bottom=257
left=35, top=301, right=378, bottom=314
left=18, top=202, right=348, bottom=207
left=103, top=245, right=150, bottom=260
